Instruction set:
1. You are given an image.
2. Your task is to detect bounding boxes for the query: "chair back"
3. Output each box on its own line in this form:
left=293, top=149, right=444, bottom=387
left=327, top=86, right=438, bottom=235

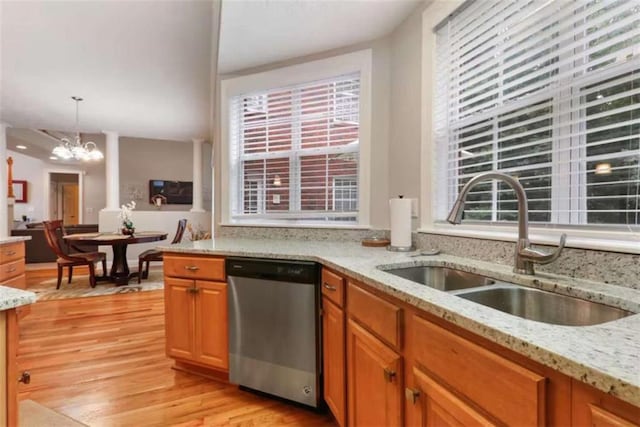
left=172, top=219, right=188, bottom=244
left=42, top=220, right=75, bottom=260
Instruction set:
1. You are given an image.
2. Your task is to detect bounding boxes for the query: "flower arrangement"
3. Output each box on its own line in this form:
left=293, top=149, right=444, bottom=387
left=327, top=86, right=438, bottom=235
left=186, top=222, right=211, bottom=241
left=118, top=201, right=136, bottom=235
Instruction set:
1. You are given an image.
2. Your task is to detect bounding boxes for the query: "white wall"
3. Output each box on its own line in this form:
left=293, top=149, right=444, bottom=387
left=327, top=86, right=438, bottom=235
left=8, top=149, right=106, bottom=224
left=389, top=5, right=425, bottom=230
left=8, top=150, right=45, bottom=222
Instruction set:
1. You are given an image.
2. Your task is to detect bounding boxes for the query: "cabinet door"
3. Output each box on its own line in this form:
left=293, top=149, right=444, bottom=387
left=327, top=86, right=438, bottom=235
left=194, top=280, right=228, bottom=370
left=411, top=366, right=496, bottom=427
left=347, top=319, right=402, bottom=427
left=164, top=277, right=196, bottom=360
left=572, top=380, right=640, bottom=426
left=323, top=297, right=346, bottom=427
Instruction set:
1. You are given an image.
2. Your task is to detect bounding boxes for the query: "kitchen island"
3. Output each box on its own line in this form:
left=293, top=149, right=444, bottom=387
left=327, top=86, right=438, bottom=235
left=158, top=238, right=640, bottom=424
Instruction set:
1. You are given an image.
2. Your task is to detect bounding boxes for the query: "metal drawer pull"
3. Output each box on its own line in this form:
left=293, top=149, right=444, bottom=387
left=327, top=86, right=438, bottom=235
left=323, top=283, right=337, bottom=291
left=5, top=251, right=16, bottom=256
left=383, top=368, right=396, bottom=382
left=184, top=265, right=200, bottom=271
left=7, top=266, right=16, bottom=273
left=405, top=388, right=420, bottom=404
left=188, top=286, right=199, bottom=294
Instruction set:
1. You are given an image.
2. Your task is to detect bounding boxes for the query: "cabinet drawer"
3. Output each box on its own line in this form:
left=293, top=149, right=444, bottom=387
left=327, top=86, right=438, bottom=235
left=412, top=315, right=545, bottom=426
left=348, top=281, right=402, bottom=349
left=0, top=242, right=24, bottom=264
left=164, top=255, right=225, bottom=281
left=0, top=259, right=25, bottom=282
left=322, top=268, right=345, bottom=307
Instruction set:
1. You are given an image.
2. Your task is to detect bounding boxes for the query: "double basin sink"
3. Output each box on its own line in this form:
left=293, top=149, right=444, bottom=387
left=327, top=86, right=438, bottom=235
left=380, top=265, right=633, bottom=326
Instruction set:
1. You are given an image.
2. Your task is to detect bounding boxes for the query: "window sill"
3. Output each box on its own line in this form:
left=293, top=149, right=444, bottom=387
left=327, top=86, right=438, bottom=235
left=220, top=222, right=371, bottom=230
left=418, top=224, right=640, bottom=255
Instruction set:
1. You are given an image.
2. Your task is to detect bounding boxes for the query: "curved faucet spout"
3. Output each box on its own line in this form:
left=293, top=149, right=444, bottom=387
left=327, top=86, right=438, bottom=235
left=446, top=171, right=565, bottom=275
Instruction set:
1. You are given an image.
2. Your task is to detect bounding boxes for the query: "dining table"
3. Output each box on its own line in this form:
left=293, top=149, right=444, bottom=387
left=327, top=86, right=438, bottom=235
left=63, top=231, right=168, bottom=285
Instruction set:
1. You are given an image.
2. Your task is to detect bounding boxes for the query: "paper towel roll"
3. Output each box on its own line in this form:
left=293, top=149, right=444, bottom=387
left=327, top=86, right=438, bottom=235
left=389, top=197, right=412, bottom=249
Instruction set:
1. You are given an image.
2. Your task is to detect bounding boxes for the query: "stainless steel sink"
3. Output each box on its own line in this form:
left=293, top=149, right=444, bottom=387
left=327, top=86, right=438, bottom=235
left=382, top=266, right=495, bottom=291
left=456, top=285, right=634, bottom=326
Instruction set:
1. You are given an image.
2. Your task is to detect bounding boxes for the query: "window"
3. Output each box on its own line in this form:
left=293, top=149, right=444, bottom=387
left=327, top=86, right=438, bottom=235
left=227, top=72, right=362, bottom=224
left=435, top=0, right=640, bottom=228
left=333, top=176, right=358, bottom=212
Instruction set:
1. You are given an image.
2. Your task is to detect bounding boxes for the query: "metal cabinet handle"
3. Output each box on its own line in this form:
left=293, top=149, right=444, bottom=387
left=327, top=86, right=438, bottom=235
left=19, top=371, right=30, bottom=384
left=323, top=283, right=337, bottom=291
left=188, top=286, right=200, bottom=294
left=405, top=387, right=420, bottom=404
left=5, top=250, right=16, bottom=256
left=184, top=265, right=200, bottom=271
left=383, top=368, right=396, bottom=382
left=7, top=266, right=16, bottom=273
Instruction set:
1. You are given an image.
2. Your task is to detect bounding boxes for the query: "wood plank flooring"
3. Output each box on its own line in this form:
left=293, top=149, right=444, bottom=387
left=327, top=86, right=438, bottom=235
left=19, top=271, right=337, bottom=426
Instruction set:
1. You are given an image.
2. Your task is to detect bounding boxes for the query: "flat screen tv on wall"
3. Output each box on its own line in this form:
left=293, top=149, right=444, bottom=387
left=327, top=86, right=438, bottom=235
left=149, top=180, right=193, bottom=205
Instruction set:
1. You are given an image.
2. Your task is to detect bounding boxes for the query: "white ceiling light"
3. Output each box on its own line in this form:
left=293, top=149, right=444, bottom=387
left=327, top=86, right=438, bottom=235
left=49, top=156, right=58, bottom=160
left=16, top=145, right=27, bottom=150
left=52, top=96, right=104, bottom=161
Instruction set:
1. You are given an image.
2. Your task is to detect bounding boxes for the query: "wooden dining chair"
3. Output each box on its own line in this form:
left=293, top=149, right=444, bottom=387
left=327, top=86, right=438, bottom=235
left=138, top=218, right=187, bottom=283
left=42, top=220, right=107, bottom=289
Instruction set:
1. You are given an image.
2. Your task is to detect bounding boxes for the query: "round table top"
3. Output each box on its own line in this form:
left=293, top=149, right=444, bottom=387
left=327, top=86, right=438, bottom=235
left=63, top=231, right=168, bottom=245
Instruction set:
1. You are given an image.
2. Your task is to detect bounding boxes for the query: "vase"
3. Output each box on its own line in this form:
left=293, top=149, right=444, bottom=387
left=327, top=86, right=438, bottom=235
left=121, top=227, right=135, bottom=236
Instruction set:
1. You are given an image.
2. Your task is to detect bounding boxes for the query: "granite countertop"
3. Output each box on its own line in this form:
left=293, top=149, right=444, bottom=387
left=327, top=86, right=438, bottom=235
left=0, top=286, right=36, bottom=311
left=0, top=236, right=31, bottom=244
left=158, top=238, right=640, bottom=407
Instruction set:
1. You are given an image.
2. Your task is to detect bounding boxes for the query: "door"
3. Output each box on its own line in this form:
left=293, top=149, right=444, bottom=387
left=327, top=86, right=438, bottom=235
left=411, top=366, right=496, bottom=427
left=347, top=319, right=402, bottom=427
left=62, top=183, right=79, bottom=224
left=323, top=297, right=346, bottom=426
left=195, top=280, right=228, bottom=369
left=164, top=277, right=196, bottom=360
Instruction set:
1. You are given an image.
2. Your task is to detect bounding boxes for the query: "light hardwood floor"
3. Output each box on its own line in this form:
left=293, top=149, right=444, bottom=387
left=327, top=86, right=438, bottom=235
left=18, top=270, right=336, bottom=426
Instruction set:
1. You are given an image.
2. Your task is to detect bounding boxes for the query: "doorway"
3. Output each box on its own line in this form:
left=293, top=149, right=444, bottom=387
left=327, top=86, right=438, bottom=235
left=49, top=173, right=81, bottom=224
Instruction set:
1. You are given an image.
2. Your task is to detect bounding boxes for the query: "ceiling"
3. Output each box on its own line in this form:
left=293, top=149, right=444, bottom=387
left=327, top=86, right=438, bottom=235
left=1, top=0, right=216, bottom=142
left=218, top=0, right=423, bottom=74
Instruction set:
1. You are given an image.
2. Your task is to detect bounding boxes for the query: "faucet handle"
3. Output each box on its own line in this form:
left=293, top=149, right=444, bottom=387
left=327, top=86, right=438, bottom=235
left=519, top=233, right=566, bottom=265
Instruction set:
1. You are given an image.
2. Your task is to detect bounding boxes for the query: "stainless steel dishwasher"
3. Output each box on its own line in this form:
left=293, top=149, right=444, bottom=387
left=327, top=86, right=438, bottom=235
left=226, top=257, right=320, bottom=408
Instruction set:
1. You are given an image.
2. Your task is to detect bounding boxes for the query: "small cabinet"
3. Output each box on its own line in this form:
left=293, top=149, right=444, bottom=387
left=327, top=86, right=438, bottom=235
left=164, top=255, right=228, bottom=371
left=0, top=242, right=26, bottom=289
left=321, top=268, right=346, bottom=426
left=347, top=319, right=402, bottom=427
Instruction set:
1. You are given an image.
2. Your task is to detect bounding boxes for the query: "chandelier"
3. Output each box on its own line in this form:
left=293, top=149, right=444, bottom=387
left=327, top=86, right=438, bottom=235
left=52, top=96, right=104, bottom=161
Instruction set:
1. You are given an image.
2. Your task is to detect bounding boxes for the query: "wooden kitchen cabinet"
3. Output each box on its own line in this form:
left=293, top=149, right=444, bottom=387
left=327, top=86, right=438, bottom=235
left=408, top=313, right=546, bottom=426
left=347, top=318, right=402, bottom=427
left=322, top=296, right=346, bottom=427
left=321, top=267, right=346, bottom=426
left=410, top=366, right=496, bottom=426
left=0, top=242, right=26, bottom=290
left=164, top=255, right=228, bottom=372
left=572, top=379, right=640, bottom=426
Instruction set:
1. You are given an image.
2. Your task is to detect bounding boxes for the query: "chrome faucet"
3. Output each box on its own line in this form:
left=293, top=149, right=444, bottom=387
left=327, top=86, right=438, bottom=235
left=446, top=171, right=566, bottom=275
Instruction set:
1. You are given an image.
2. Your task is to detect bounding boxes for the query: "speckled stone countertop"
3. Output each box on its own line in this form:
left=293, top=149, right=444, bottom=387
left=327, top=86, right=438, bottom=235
left=0, top=286, right=36, bottom=311
left=0, top=236, right=31, bottom=244
left=158, top=238, right=640, bottom=407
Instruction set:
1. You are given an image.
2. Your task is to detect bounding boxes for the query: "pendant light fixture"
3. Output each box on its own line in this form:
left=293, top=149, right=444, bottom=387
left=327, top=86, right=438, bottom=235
left=52, top=96, right=104, bottom=161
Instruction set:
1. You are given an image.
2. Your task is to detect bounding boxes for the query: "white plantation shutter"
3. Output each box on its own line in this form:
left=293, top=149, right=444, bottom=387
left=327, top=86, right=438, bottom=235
left=229, top=73, right=360, bottom=224
left=435, top=0, right=640, bottom=227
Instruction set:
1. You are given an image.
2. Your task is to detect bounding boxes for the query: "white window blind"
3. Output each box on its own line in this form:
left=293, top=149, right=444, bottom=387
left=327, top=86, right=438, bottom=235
left=435, top=0, right=640, bottom=227
left=229, top=73, right=360, bottom=224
